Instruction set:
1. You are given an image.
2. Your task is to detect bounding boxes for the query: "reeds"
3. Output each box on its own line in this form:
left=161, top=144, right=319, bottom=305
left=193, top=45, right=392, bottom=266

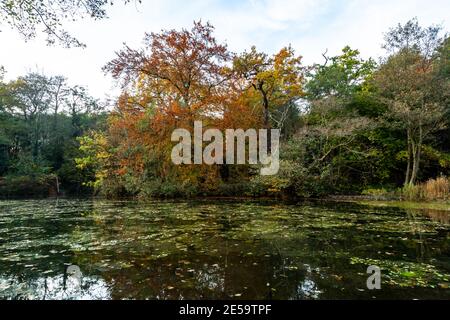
left=401, top=176, right=450, bottom=201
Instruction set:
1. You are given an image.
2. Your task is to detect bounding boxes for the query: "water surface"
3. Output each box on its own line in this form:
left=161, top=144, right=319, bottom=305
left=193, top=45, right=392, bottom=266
left=0, top=199, right=449, bottom=300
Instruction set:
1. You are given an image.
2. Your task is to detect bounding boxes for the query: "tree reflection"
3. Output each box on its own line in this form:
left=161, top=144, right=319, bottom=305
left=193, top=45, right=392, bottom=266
left=0, top=199, right=448, bottom=299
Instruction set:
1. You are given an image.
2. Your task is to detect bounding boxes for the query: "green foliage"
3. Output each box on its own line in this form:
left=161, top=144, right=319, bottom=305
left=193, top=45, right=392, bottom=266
left=400, top=184, right=422, bottom=201
left=306, top=46, right=376, bottom=100
left=0, top=152, right=57, bottom=197
left=361, top=188, right=390, bottom=200
left=139, top=180, right=187, bottom=199
left=215, top=182, right=253, bottom=197
left=9, top=153, right=51, bottom=177
left=0, top=174, right=57, bottom=197
left=350, top=257, right=450, bottom=288
left=0, top=72, right=104, bottom=197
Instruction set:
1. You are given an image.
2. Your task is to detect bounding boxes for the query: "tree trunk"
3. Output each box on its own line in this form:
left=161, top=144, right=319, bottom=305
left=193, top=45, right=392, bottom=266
left=55, top=176, right=60, bottom=196
left=410, top=143, right=418, bottom=185
left=261, top=89, right=271, bottom=153
left=410, top=124, right=423, bottom=185
left=404, top=128, right=412, bottom=186
left=53, top=83, right=61, bottom=131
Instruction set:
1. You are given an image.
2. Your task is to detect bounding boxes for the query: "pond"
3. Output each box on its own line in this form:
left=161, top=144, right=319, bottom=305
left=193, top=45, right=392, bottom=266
left=0, top=199, right=449, bottom=300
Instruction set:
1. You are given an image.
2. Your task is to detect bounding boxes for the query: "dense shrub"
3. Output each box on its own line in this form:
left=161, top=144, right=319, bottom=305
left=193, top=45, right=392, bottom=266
left=215, top=182, right=253, bottom=197
left=0, top=174, right=58, bottom=198
left=361, top=188, right=391, bottom=200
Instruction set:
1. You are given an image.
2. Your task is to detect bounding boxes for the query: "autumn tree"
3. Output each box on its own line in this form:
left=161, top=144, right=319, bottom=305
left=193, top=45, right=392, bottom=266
left=101, top=22, right=236, bottom=195
left=76, top=20, right=449, bottom=199
left=233, top=46, right=304, bottom=150
left=105, top=21, right=230, bottom=115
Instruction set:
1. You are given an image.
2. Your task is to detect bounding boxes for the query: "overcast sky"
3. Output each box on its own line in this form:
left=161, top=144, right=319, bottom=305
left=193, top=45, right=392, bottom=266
left=0, top=0, right=449, bottom=99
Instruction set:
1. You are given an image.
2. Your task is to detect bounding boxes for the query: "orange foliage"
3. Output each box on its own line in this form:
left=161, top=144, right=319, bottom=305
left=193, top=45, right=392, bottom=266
left=101, top=22, right=304, bottom=194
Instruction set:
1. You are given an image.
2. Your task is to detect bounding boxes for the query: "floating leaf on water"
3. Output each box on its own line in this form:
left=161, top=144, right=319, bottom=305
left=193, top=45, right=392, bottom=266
left=1, top=199, right=449, bottom=299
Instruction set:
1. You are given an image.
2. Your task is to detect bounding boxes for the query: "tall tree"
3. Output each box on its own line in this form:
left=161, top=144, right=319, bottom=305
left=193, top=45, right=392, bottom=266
left=100, top=22, right=234, bottom=195
left=105, top=21, right=230, bottom=118
left=305, top=46, right=376, bottom=101
left=374, top=19, right=447, bottom=186
left=0, top=72, right=103, bottom=195
left=233, top=46, right=304, bottom=149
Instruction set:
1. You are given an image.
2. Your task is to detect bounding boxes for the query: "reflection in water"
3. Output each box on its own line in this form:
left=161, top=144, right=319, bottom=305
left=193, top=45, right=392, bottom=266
left=421, top=209, right=450, bottom=225
left=297, top=279, right=321, bottom=299
left=0, top=199, right=448, bottom=300
left=0, top=274, right=110, bottom=300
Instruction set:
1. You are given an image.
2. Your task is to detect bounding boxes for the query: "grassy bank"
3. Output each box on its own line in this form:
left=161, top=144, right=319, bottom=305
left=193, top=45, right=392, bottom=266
left=354, top=200, right=450, bottom=211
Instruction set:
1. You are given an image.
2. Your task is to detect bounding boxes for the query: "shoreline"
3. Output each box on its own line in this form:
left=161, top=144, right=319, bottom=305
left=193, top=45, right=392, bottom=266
left=2, top=194, right=450, bottom=210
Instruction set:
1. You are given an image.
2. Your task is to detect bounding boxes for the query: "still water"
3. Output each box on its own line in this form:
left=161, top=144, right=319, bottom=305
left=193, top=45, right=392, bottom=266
left=0, top=199, right=449, bottom=300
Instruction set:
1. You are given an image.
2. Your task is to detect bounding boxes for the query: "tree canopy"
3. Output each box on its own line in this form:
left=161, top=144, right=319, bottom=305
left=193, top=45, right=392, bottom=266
left=1, top=18, right=449, bottom=199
